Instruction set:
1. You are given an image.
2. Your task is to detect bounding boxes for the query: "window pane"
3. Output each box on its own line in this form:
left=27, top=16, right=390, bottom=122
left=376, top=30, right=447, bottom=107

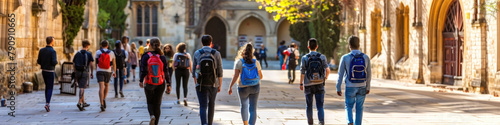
left=152, top=6, right=158, bottom=36
left=136, top=6, right=142, bottom=36
left=145, top=6, right=150, bottom=36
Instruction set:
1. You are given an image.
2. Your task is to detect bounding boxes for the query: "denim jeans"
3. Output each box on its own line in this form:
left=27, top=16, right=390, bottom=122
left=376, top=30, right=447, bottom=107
left=196, top=86, right=218, bottom=125
left=279, top=54, right=284, bottom=68
left=114, top=68, right=125, bottom=95
left=126, top=62, right=131, bottom=79
left=238, top=85, right=260, bottom=125
left=42, top=71, right=55, bottom=104
left=345, top=87, right=367, bottom=125
left=304, top=84, right=325, bottom=125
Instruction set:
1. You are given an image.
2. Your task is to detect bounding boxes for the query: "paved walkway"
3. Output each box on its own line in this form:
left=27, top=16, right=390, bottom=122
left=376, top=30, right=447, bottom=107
left=1, top=60, right=500, bottom=125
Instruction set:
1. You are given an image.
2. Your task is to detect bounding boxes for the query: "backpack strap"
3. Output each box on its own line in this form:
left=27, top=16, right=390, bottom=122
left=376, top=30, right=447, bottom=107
left=210, top=49, right=216, bottom=55
left=147, top=52, right=153, bottom=57
left=198, top=49, right=205, bottom=54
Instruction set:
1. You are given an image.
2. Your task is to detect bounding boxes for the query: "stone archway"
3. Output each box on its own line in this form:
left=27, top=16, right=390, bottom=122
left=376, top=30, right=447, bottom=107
left=205, top=16, right=227, bottom=58
left=370, top=8, right=382, bottom=58
left=237, top=17, right=266, bottom=48
left=428, top=0, right=466, bottom=84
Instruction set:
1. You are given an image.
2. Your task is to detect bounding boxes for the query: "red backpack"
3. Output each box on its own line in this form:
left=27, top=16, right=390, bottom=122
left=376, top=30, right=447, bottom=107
left=98, top=49, right=111, bottom=69
left=146, top=52, right=164, bottom=85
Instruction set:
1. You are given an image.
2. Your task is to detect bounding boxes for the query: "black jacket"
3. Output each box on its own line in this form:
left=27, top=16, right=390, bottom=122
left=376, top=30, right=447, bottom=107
left=37, top=46, right=58, bottom=70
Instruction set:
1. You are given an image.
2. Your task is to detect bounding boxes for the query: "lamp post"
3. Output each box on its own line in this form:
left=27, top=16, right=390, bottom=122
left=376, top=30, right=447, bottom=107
left=174, top=13, right=180, bottom=24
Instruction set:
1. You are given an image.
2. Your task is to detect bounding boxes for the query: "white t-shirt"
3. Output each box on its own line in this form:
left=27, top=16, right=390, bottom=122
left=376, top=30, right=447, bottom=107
left=286, top=48, right=300, bottom=65
left=124, top=44, right=131, bottom=53
left=173, top=52, right=192, bottom=68
left=95, top=48, right=116, bottom=72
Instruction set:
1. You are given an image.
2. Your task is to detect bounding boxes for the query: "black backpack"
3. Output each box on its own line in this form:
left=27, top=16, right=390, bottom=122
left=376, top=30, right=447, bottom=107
left=74, top=50, right=89, bottom=72
left=288, top=48, right=297, bottom=67
left=114, top=50, right=126, bottom=69
left=306, top=53, right=325, bottom=84
left=175, top=53, right=190, bottom=69
left=197, top=49, right=217, bottom=88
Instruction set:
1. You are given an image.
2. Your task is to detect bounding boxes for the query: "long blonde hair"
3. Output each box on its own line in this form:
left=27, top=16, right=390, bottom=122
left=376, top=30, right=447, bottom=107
left=235, top=43, right=255, bottom=64
left=131, top=42, right=137, bottom=53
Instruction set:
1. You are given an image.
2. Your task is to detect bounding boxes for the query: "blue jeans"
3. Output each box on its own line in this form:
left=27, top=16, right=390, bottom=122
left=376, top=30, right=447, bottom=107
left=126, top=62, right=131, bottom=80
left=42, top=71, right=55, bottom=104
left=196, top=86, right=218, bottom=125
left=279, top=54, right=284, bottom=68
left=238, top=85, right=260, bottom=125
left=114, top=68, right=125, bottom=95
left=304, top=84, right=325, bottom=125
left=345, top=87, right=367, bottom=125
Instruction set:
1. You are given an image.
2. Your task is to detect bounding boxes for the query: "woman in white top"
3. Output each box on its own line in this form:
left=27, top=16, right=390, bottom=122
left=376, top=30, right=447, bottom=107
left=172, top=43, right=192, bottom=106
left=228, top=43, right=263, bottom=125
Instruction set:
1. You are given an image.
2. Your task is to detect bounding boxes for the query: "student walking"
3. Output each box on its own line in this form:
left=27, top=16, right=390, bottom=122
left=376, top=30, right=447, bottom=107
left=276, top=40, right=287, bottom=69
left=37, top=36, right=58, bottom=112
left=259, top=45, right=268, bottom=68
left=129, top=43, right=139, bottom=82
left=299, top=38, right=330, bottom=125
left=73, top=40, right=94, bottom=111
left=139, top=40, right=145, bottom=58
left=336, top=36, right=371, bottom=125
left=122, top=36, right=132, bottom=84
left=163, top=44, right=175, bottom=94
left=139, top=38, right=171, bottom=125
left=172, top=43, right=192, bottom=106
left=228, top=43, right=263, bottom=125
left=285, top=43, right=300, bottom=84
left=113, top=40, right=128, bottom=98
left=95, top=40, right=117, bottom=111
left=192, top=35, right=223, bottom=125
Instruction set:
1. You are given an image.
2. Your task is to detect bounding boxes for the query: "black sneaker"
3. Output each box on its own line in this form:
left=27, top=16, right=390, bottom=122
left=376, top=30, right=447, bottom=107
left=100, top=105, right=105, bottom=111
left=83, top=103, right=90, bottom=107
left=184, top=100, right=188, bottom=106
left=115, top=94, right=118, bottom=98
left=103, top=99, right=106, bottom=108
left=77, top=103, right=84, bottom=111
left=119, top=91, right=124, bottom=97
left=149, top=116, right=156, bottom=125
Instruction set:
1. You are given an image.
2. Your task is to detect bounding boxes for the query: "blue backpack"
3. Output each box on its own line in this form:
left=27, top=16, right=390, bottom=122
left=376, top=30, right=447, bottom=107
left=240, top=59, right=260, bottom=86
left=347, top=53, right=367, bottom=83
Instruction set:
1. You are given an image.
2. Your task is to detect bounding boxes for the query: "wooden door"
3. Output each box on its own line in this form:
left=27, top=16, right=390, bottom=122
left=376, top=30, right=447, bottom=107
left=442, top=0, right=463, bottom=85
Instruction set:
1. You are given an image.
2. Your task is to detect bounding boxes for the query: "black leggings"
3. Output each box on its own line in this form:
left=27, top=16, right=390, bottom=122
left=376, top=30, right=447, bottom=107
left=144, top=83, right=166, bottom=125
left=259, top=56, right=268, bottom=67
left=175, top=68, right=190, bottom=99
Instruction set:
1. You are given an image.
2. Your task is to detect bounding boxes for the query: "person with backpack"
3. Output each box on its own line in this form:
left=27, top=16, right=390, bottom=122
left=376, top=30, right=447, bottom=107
left=113, top=40, right=129, bottom=98
left=299, top=38, right=330, bottom=125
left=172, top=43, right=192, bottom=106
left=73, top=40, right=94, bottom=111
left=163, top=44, right=175, bottom=94
left=259, top=44, right=268, bottom=68
left=192, top=35, right=223, bottom=125
left=276, top=40, right=287, bottom=69
left=122, top=36, right=132, bottom=84
left=336, top=36, right=371, bottom=125
left=37, top=36, right=58, bottom=112
left=139, top=38, right=171, bottom=125
left=129, top=43, right=139, bottom=82
left=95, top=40, right=117, bottom=111
left=228, top=43, right=263, bottom=125
left=284, top=43, right=300, bottom=84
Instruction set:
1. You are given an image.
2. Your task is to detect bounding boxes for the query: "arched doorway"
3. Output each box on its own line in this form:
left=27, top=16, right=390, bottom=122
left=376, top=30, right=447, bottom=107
left=442, top=0, right=463, bottom=85
left=205, top=17, right=227, bottom=58
left=238, top=17, right=266, bottom=49
left=277, top=20, right=292, bottom=46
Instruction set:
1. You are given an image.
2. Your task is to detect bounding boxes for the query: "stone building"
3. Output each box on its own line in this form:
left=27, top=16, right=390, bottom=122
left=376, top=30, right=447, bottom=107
left=347, top=0, right=499, bottom=95
left=0, top=0, right=99, bottom=96
left=125, top=0, right=294, bottom=58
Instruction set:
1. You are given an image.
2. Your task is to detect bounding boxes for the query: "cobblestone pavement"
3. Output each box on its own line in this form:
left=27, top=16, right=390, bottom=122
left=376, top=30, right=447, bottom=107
left=1, top=60, right=500, bottom=125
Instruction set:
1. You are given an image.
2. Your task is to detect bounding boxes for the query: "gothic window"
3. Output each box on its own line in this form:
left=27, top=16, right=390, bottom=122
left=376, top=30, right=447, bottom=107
left=144, top=5, right=150, bottom=36
left=136, top=4, right=158, bottom=37
left=136, top=6, right=142, bottom=36
left=152, top=5, right=158, bottom=36
left=396, top=3, right=410, bottom=60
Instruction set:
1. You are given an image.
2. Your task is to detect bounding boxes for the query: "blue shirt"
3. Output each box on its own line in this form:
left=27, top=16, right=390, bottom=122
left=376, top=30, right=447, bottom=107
left=37, top=46, right=58, bottom=71
left=336, top=50, right=372, bottom=92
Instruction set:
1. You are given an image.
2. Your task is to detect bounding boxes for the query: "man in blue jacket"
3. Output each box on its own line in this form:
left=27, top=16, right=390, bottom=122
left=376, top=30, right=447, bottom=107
left=37, top=36, right=58, bottom=112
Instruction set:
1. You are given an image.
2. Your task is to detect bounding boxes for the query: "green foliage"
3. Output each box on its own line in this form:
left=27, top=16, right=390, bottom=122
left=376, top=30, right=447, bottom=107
left=314, top=0, right=342, bottom=61
left=289, top=22, right=310, bottom=53
left=59, top=0, right=87, bottom=52
left=98, top=0, right=128, bottom=36
left=255, top=0, right=332, bottom=23
left=98, top=9, right=110, bottom=28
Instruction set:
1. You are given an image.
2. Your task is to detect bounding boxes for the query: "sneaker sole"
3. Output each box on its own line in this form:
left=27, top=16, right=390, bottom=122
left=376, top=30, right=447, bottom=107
left=149, top=117, right=156, bottom=125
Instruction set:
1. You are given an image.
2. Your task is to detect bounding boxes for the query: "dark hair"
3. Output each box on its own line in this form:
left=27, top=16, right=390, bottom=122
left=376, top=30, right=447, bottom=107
left=289, top=43, right=296, bottom=48
left=121, top=36, right=128, bottom=43
left=201, top=35, right=212, bottom=46
left=308, top=38, right=318, bottom=50
left=280, top=40, right=286, bottom=45
left=82, top=40, right=90, bottom=48
left=46, top=36, right=54, bottom=45
left=146, top=40, right=150, bottom=44
left=176, top=43, right=187, bottom=53
left=163, top=44, right=174, bottom=57
left=138, top=40, right=143, bottom=45
left=101, top=40, right=109, bottom=47
left=243, top=44, right=254, bottom=64
left=150, top=38, right=164, bottom=55
left=348, top=36, right=360, bottom=49
left=115, top=40, right=122, bottom=55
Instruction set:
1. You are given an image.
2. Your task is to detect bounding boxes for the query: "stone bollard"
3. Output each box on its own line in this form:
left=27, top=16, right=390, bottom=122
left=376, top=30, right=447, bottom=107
left=23, top=82, right=33, bottom=93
